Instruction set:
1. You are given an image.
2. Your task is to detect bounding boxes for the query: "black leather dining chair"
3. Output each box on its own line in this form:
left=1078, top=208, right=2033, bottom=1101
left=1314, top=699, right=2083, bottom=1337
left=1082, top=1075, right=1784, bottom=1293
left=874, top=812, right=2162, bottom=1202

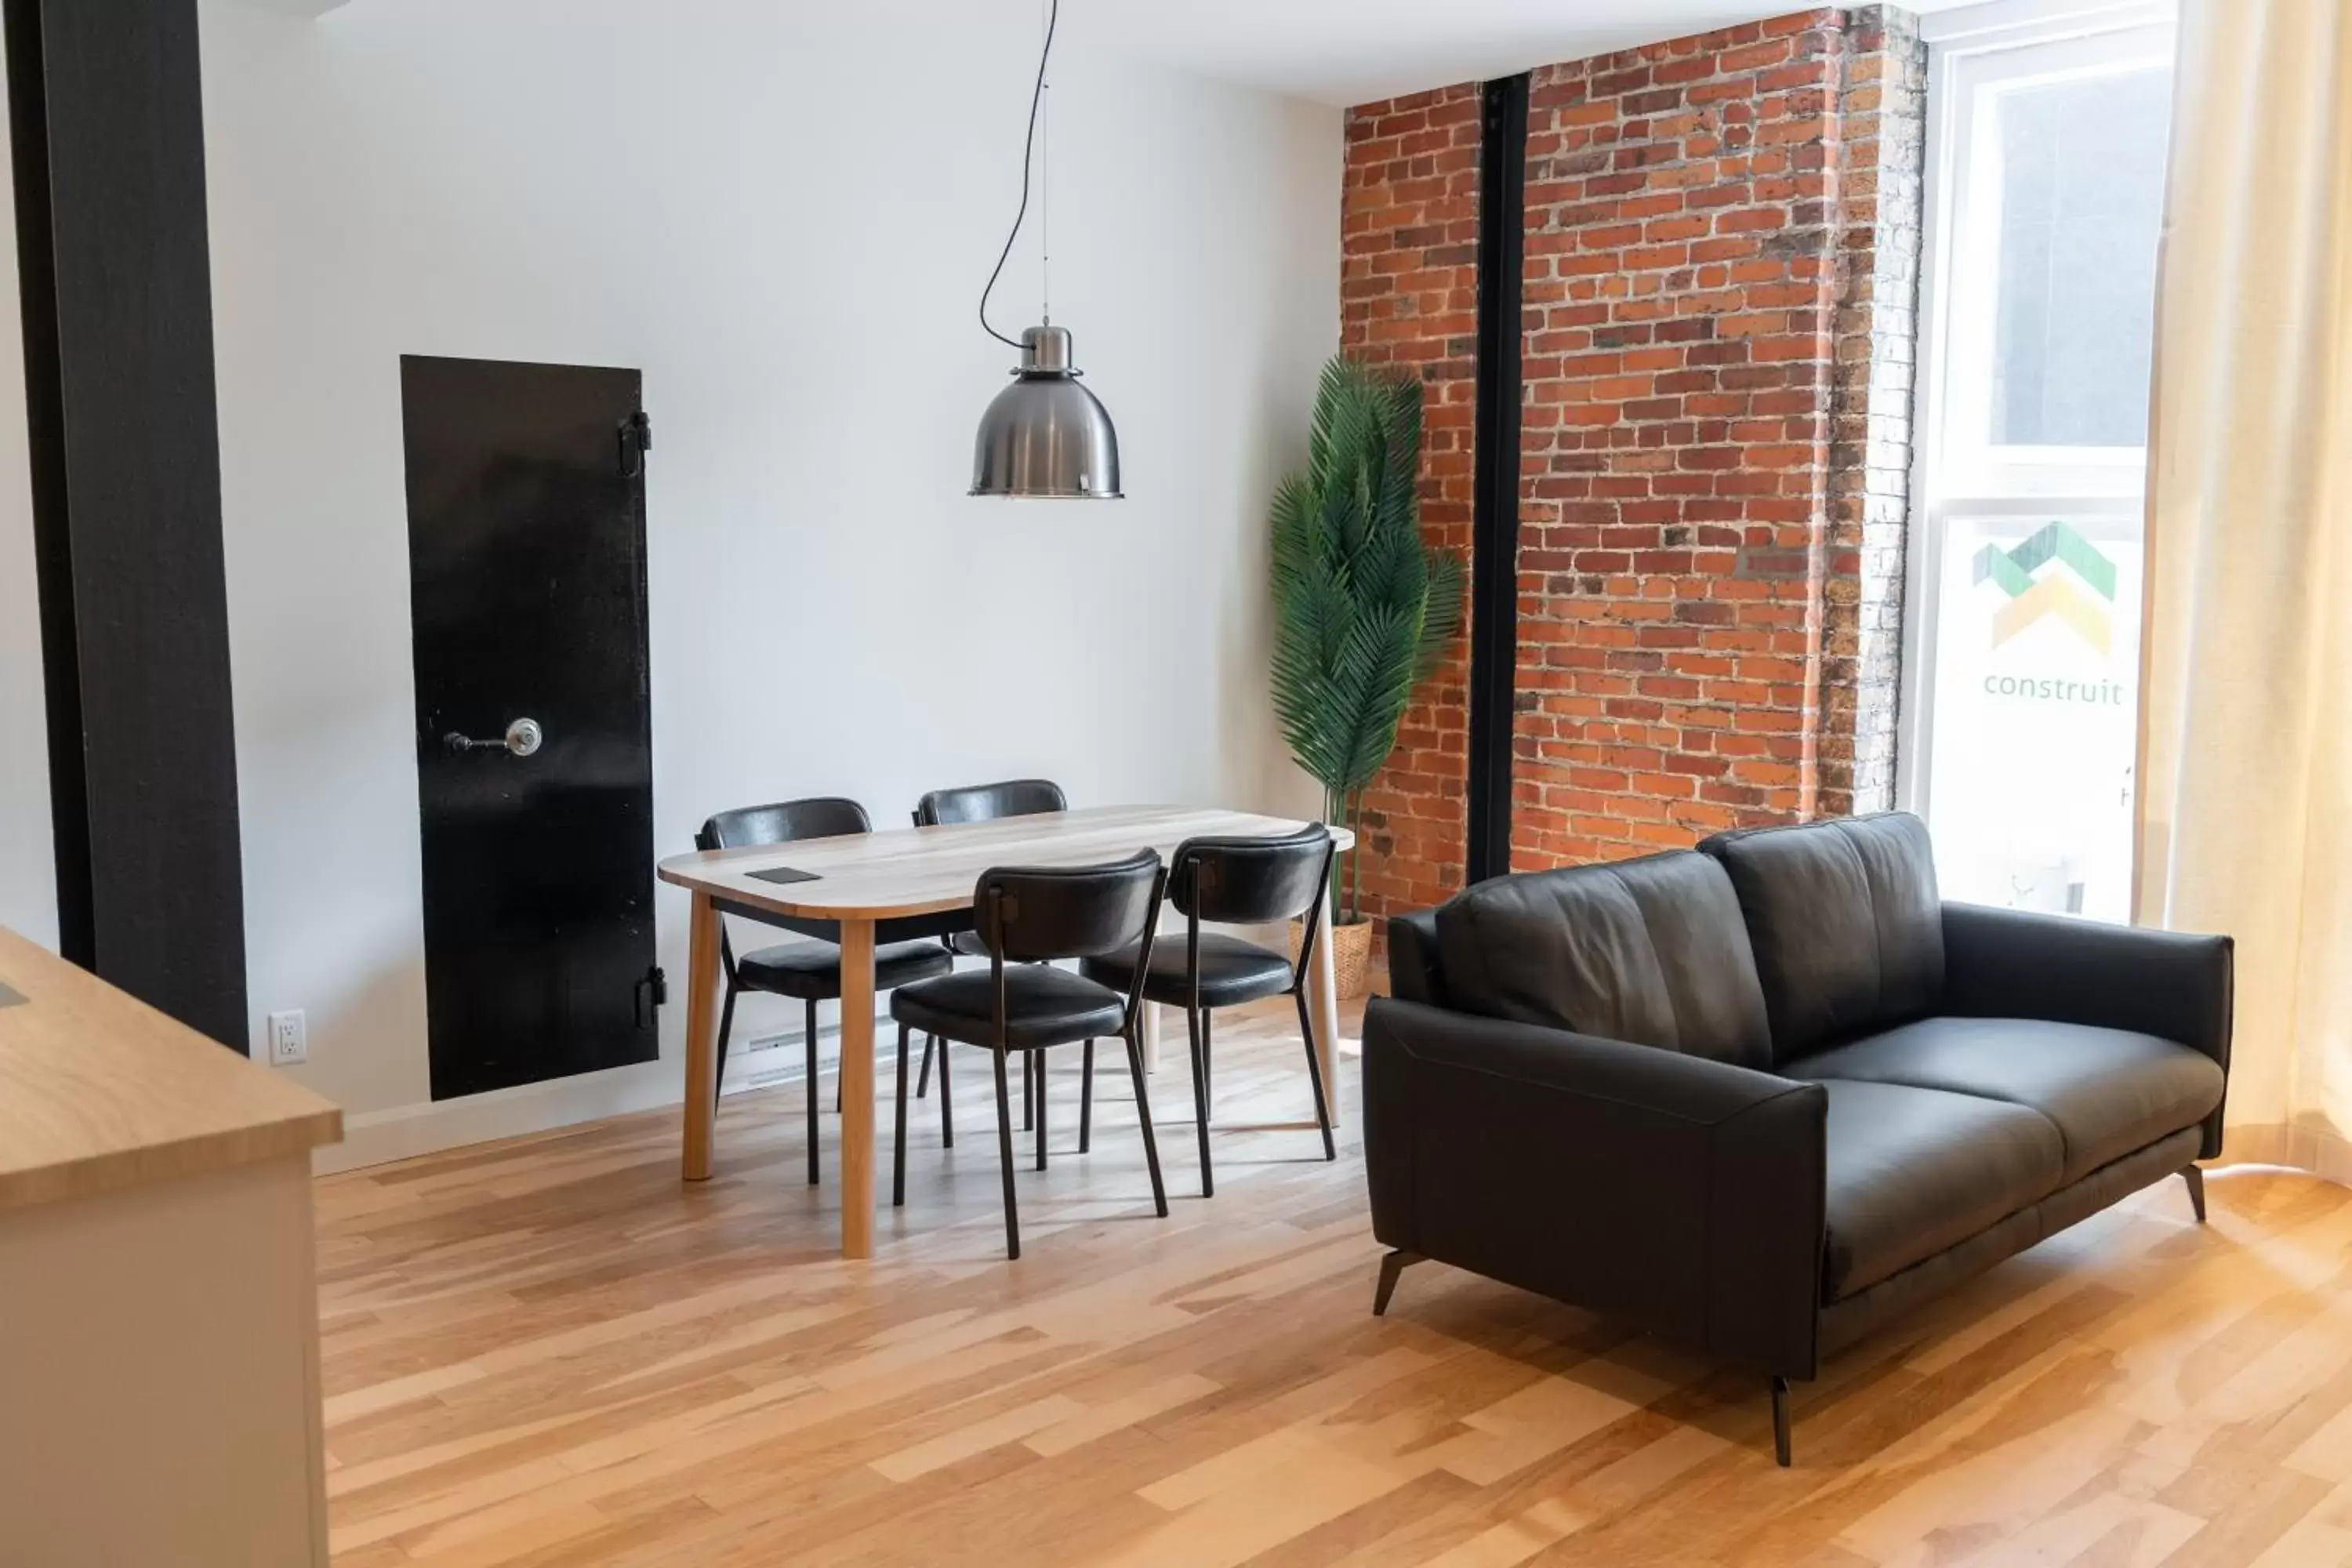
left=908, top=778, right=1069, bottom=1123
left=912, top=776, right=1069, bottom=828
left=1080, top=825, right=1338, bottom=1196
left=888, top=850, right=1170, bottom=1259
left=910, top=779, right=1070, bottom=953
left=697, top=798, right=955, bottom=1186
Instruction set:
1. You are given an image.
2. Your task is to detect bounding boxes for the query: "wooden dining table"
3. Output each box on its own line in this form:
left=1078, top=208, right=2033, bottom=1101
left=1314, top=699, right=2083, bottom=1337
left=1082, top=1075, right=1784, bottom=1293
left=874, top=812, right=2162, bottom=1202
left=656, top=804, right=1356, bottom=1258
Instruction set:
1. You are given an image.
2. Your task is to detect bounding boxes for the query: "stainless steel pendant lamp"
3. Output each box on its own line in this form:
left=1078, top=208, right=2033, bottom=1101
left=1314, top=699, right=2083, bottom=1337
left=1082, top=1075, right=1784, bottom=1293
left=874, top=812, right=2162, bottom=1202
left=970, top=0, right=1121, bottom=499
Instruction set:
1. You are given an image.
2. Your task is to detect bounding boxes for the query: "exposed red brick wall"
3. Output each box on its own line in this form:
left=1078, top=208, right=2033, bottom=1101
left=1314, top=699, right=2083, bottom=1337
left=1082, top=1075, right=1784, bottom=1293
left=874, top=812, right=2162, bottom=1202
left=1515, top=5, right=1919, bottom=869
left=1512, top=9, right=1853, bottom=863
left=1337, top=8, right=1925, bottom=913
left=1339, top=85, right=1481, bottom=924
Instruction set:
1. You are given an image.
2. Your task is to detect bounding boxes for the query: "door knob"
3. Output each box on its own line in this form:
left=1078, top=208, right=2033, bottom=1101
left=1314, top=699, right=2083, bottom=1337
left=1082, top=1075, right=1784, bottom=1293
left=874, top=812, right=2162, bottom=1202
left=444, top=717, right=544, bottom=757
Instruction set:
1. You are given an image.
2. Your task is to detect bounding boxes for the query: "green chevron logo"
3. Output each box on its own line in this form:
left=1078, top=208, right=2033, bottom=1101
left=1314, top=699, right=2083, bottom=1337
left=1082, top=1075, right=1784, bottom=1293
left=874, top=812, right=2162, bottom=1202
left=1972, top=521, right=2118, bottom=654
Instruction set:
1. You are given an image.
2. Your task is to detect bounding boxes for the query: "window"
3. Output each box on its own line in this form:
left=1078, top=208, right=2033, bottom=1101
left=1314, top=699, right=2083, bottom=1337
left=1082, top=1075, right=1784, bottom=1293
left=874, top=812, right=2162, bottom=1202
left=1901, top=6, right=2176, bottom=921
left=1985, top=67, right=2169, bottom=448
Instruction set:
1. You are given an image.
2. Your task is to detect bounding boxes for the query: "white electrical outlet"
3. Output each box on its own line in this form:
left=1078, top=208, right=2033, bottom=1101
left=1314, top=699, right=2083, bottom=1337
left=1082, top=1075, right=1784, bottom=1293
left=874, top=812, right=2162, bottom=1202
left=267, top=1009, right=307, bottom=1065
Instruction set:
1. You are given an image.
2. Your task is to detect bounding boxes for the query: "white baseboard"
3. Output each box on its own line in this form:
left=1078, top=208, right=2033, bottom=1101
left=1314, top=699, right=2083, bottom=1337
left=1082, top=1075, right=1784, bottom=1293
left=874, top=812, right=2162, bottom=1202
left=314, top=1025, right=862, bottom=1176
left=314, top=948, right=1341, bottom=1178
left=316, top=1058, right=685, bottom=1174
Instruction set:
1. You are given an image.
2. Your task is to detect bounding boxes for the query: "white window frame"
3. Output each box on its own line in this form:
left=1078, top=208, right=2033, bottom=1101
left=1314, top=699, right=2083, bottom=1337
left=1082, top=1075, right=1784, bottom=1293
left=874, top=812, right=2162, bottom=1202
left=1895, top=0, right=2178, bottom=826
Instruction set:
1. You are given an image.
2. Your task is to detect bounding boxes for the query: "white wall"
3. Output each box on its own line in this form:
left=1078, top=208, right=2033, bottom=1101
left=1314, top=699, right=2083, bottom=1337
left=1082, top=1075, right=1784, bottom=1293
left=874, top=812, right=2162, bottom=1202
left=197, top=0, right=1341, bottom=1161
left=0, top=16, right=54, bottom=953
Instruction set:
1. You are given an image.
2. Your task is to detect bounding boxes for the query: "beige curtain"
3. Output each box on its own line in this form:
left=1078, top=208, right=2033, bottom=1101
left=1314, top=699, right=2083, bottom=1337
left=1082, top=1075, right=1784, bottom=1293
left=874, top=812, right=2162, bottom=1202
left=2136, top=0, right=2352, bottom=1175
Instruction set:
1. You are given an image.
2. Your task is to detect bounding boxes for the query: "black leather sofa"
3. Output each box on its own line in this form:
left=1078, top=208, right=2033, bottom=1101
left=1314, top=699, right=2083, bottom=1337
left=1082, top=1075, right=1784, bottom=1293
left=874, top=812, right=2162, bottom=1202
left=1365, top=812, right=2231, bottom=1465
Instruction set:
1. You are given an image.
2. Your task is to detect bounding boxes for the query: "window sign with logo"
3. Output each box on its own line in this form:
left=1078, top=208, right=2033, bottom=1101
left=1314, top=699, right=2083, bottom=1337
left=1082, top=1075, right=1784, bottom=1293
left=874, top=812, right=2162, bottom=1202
left=1901, top=11, right=2172, bottom=923
left=1926, top=515, right=2142, bottom=919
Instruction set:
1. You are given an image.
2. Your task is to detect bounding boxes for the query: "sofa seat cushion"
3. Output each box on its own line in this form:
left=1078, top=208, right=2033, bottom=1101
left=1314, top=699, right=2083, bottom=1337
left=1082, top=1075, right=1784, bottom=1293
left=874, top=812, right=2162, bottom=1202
left=1817, top=1080, right=2064, bottom=1301
left=1792, top=1017, right=2226, bottom=1185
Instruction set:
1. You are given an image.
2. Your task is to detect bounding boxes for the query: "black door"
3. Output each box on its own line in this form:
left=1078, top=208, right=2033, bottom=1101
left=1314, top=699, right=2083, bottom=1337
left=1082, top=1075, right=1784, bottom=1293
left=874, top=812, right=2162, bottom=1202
left=402, top=355, right=657, bottom=1100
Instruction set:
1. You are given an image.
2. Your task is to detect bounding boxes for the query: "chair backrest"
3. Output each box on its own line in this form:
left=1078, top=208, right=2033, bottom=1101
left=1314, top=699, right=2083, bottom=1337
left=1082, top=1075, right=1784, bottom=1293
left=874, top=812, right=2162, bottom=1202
left=697, top=796, right=871, bottom=852
left=971, top=849, right=1163, bottom=964
left=1172, top=825, right=1333, bottom=926
left=913, top=778, right=1067, bottom=828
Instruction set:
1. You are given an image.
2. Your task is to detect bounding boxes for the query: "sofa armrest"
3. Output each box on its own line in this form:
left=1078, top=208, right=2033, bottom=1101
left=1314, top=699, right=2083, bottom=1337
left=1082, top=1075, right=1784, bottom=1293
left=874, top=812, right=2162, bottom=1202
left=1363, top=996, right=1828, bottom=1380
left=1940, top=902, right=2232, bottom=1156
left=1385, top=910, right=1447, bottom=1007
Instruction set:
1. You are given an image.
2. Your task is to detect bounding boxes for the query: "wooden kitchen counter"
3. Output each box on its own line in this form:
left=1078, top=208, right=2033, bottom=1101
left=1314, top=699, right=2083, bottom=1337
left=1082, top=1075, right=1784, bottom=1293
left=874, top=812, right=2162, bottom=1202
left=0, top=925, right=342, bottom=1210
left=0, top=924, right=343, bottom=1568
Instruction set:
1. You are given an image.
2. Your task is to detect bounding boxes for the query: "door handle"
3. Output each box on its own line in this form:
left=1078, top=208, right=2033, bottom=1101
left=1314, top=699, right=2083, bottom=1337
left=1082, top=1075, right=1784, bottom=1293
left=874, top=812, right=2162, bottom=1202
left=443, top=717, right=544, bottom=757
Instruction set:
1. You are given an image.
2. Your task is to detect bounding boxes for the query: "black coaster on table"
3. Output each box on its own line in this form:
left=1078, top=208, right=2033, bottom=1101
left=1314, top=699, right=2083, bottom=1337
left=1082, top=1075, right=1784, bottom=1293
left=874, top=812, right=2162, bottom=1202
left=747, top=866, right=821, bottom=887
left=0, top=980, right=24, bottom=1009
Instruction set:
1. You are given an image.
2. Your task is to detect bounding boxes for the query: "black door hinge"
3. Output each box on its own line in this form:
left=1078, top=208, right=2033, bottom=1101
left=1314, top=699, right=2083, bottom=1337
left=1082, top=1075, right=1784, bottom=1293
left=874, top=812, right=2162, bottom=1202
left=633, top=964, right=667, bottom=1029
left=619, top=409, right=653, bottom=477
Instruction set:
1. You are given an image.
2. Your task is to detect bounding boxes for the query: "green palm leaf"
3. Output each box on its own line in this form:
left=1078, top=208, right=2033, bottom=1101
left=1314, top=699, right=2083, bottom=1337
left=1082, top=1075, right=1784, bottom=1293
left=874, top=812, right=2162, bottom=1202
left=1417, top=547, right=1465, bottom=683
left=1267, top=354, right=1466, bottom=923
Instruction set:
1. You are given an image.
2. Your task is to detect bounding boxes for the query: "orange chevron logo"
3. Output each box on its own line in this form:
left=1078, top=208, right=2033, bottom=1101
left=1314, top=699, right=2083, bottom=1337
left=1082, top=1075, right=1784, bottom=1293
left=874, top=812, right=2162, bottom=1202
left=1989, top=574, right=2111, bottom=654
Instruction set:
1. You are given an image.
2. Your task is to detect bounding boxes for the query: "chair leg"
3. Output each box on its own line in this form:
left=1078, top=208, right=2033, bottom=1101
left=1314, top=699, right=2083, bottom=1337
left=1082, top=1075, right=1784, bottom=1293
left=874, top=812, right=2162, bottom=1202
left=713, top=981, right=739, bottom=1115
left=1201, top=1008, right=1214, bottom=1110
left=1185, top=1006, right=1213, bottom=1198
left=1771, top=1376, right=1793, bottom=1467
left=1034, top=1050, right=1048, bottom=1172
left=1372, top=1249, right=1422, bottom=1316
left=2181, top=1163, right=2207, bottom=1223
left=1022, top=1052, right=1034, bottom=1132
left=833, top=1000, right=844, bottom=1115
left=805, top=1000, right=820, bottom=1187
left=1293, top=987, right=1336, bottom=1162
left=1079, top=1039, right=1095, bottom=1153
left=915, top=1032, right=935, bottom=1099
left=893, top=1024, right=911, bottom=1208
left=1123, top=1025, right=1168, bottom=1218
left=993, top=1051, right=1021, bottom=1260
left=938, top=1037, right=953, bottom=1148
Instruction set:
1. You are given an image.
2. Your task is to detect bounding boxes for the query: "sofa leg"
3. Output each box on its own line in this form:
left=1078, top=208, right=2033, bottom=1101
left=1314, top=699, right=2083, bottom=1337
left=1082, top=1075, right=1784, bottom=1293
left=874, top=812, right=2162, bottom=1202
left=2181, top=1163, right=2207, bottom=1224
left=1372, top=1250, right=1422, bottom=1316
left=1770, top=1375, right=1792, bottom=1467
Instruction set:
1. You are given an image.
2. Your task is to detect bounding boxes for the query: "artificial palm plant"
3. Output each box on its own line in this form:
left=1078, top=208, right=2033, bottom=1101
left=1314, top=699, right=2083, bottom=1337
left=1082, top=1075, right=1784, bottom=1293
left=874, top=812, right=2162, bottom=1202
left=1270, top=354, right=1465, bottom=929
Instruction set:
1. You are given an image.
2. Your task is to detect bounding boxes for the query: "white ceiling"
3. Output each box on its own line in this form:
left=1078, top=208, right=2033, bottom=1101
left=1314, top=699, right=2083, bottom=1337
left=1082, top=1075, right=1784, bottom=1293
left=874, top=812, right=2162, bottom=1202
left=1068, top=0, right=1980, bottom=107
left=277, top=0, right=1988, bottom=108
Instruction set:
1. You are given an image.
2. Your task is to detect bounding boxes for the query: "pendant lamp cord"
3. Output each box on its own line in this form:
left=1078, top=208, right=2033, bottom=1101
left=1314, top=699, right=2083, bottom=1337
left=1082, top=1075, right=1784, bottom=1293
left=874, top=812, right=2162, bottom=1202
left=978, top=0, right=1058, bottom=350
left=1040, top=21, right=1050, bottom=326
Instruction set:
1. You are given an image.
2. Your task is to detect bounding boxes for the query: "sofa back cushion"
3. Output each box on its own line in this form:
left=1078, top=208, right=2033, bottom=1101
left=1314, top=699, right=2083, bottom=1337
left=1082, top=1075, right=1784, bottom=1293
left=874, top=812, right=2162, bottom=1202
left=1700, top=812, right=1944, bottom=1062
left=1432, top=851, right=1771, bottom=1069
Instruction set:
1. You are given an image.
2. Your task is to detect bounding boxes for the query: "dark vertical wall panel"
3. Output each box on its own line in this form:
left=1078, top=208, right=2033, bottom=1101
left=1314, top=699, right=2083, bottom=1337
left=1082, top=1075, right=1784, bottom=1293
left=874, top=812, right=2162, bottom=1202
left=1465, top=74, right=1529, bottom=887
left=5, top=0, right=249, bottom=1048
left=4, top=0, right=85, bottom=964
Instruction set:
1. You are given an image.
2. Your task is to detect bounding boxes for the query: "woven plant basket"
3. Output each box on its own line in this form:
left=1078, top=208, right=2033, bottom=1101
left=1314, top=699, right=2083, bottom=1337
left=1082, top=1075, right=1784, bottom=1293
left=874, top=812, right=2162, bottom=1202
left=1290, top=916, right=1373, bottom=1001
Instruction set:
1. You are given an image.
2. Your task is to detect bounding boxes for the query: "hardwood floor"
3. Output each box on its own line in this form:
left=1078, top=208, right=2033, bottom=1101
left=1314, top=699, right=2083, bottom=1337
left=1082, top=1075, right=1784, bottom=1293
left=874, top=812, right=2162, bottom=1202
left=318, top=1000, right=2352, bottom=1566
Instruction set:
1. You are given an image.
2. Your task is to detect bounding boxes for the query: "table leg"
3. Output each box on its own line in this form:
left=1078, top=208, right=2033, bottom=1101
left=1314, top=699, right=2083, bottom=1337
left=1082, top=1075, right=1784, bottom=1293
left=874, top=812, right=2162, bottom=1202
left=1141, top=1003, right=1163, bottom=1074
left=681, top=891, right=723, bottom=1181
left=837, top=920, right=877, bottom=1259
left=1305, top=887, right=1344, bottom=1129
